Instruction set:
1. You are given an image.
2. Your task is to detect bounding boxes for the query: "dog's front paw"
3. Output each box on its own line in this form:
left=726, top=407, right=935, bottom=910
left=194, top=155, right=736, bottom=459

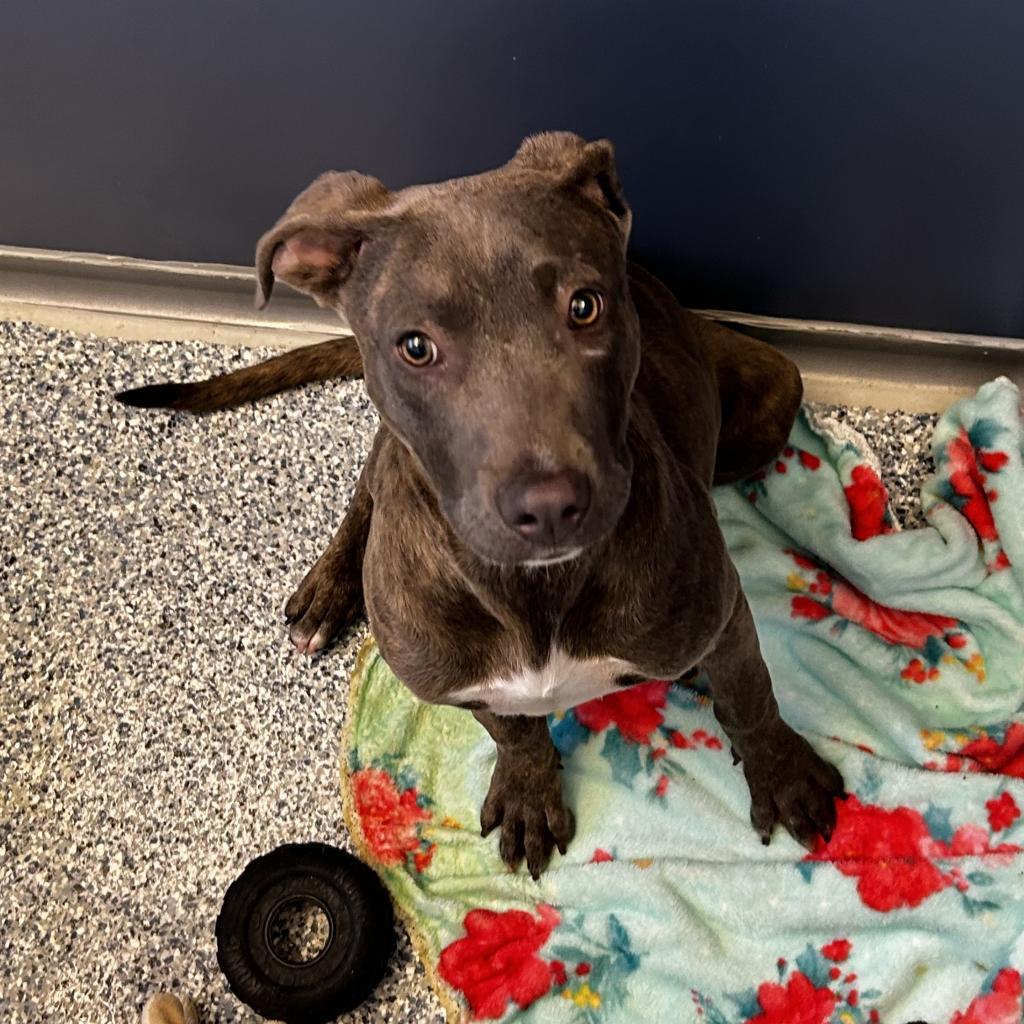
left=480, top=750, right=575, bottom=879
left=741, top=724, right=845, bottom=850
left=285, top=559, right=363, bottom=656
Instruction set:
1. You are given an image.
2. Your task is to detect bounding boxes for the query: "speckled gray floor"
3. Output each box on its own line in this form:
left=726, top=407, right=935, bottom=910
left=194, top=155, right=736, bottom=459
left=1, top=321, right=440, bottom=1024
left=817, top=403, right=938, bottom=530
left=0, top=319, right=937, bottom=1023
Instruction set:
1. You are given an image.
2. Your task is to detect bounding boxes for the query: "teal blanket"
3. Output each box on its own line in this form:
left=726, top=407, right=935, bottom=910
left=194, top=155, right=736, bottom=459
left=341, top=378, right=1024, bottom=1023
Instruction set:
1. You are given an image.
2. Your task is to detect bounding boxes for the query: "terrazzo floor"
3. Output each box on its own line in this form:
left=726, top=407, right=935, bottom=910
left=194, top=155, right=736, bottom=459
left=0, top=319, right=938, bottom=1023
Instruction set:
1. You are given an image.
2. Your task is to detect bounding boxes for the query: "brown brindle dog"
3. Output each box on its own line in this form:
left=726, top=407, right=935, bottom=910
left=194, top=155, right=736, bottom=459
left=119, top=132, right=844, bottom=878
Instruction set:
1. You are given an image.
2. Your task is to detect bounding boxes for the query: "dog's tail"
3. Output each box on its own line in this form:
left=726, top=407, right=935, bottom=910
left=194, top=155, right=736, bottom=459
left=115, top=335, right=363, bottom=412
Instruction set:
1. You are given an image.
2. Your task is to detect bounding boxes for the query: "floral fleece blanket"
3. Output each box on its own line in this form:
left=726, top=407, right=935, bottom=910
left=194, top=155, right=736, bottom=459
left=341, top=378, right=1024, bottom=1024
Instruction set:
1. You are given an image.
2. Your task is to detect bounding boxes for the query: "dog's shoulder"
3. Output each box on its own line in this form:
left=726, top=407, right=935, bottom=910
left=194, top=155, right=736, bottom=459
left=626, top=263, right=721, bottom=481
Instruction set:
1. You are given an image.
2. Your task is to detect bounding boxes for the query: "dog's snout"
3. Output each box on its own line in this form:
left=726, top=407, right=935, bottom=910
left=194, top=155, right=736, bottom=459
left=497, top=470, right=591, bottom=547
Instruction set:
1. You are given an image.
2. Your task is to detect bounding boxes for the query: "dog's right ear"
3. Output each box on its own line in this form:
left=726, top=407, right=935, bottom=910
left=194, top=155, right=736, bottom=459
left=255, top=171, right=393, bottom=310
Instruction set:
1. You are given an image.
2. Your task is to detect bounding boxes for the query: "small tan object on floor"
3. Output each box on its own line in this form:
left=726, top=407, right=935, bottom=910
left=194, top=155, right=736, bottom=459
left=140, top=993, right=199, bottom=1024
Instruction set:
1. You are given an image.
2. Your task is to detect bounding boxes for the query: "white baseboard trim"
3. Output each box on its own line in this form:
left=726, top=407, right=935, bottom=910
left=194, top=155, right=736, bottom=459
left=2, top=245, right=1021, bottom=412
left=0, top=244, right=349, bottom=347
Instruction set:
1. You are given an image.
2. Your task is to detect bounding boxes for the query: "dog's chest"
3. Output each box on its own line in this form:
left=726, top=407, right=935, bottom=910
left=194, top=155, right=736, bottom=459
left=449, top=647, right=645, bottom=717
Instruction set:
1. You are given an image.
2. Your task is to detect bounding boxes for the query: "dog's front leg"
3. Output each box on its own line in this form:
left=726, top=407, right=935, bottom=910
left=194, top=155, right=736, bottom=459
left=285, top=463, right=371, bottom=655
left=473, top=710, right=575, bottom=879
left=704, top=586, right=845, bottom=849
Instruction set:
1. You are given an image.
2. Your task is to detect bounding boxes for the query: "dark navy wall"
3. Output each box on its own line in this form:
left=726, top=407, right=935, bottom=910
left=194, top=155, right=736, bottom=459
left=3, top=0, right=1024, bottom=335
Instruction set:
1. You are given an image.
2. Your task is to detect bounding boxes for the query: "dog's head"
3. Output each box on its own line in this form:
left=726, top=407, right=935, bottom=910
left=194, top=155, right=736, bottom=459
left=256, top=132, right=640, bottom=566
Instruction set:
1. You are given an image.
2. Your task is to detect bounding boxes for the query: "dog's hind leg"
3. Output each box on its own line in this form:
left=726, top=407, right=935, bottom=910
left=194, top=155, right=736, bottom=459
left=286, top=461, right=372, bottom=655
left=695, top=318, right=804, bottom=485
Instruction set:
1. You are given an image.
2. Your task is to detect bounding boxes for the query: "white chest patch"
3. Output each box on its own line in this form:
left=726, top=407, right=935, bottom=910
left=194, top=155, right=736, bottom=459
left=450, top=647, right=646, bottom=717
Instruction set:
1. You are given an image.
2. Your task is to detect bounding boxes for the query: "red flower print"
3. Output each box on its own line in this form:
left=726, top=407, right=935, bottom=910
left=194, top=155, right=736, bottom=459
left=791, top=595, right=830, bottom=621
left=947, top=822, right=1002, bottom=857
left=809, top=796, right=1020, bottom=912
left=745, top=971, right=837, bottom=1024
left=959, top=724, right=1024, bottom=778
left=810, top=571, right=832, bottom=596
left=902, top=659, right=924, bottom=682
left=986, top=792, right=1021, bottom=832
left=845, top=464, right=893, bottom=540
left=439, top=904, right=560, bottom=1019
left=947, top=430, right=999, bottom=542
left=831, top=579, right=957, bottom=648
left=352, top=768, right=430, bottom=866
left=821, top=938, right=851, bottom=962
left=550, top=960, right=567, bottom=986
left=413, top=845, right=436, bottom=873
left=949, top=968, right=1023, bottom=1024
left=799, top=450, right=822, bottom=470
left=590, top=848, right=614, bottom=863
left=787, top=549, right=821, bottom=571
left=575, top=680, right=671, bottom=743
left=901, top=658, right=941, bottom=683
left=979, top=450, right=1010, bottom=472
left=808, top=796, right=950, bottom=911
left=949, top=867, right=970, bottom=892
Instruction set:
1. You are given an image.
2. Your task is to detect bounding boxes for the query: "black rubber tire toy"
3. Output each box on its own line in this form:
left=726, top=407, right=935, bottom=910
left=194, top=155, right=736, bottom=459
left=216, top=842, right=395, bottom=1023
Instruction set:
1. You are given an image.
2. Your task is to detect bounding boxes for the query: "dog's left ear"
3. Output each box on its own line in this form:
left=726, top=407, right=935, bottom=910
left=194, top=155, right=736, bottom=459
left=510, top=132, right=631, bottom=243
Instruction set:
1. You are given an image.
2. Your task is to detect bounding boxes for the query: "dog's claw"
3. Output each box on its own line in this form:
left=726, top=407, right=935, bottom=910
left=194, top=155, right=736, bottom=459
left=480, top=801, right=500, bottom=839
left=480, top=751, right=574, bottom=878
left=740, top=723, right=844, bottom=850
left=285, top=558, right=363, bottom=656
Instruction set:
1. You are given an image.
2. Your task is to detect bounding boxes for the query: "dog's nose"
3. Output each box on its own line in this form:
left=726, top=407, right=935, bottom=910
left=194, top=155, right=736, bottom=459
left=497, top=470, right=591, bottom=547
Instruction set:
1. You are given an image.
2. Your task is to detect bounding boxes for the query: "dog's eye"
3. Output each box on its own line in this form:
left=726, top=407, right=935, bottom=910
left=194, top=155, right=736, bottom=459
left=396, top=332, right=437, bottom=367
left=567, top=289, right=603, bottom=328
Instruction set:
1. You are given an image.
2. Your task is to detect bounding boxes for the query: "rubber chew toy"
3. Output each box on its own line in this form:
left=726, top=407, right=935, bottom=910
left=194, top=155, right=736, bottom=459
left=216, top=843, right=395, bottom=1023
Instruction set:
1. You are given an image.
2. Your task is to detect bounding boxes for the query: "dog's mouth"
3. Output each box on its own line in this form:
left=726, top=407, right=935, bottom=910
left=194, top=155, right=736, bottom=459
left=521, top=547, right=585, bottom=569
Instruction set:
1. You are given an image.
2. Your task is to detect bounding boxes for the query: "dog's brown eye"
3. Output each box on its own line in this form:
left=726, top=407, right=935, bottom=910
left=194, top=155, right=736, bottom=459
left=397, top=332, right=437, bottom=367
left=568, top=289, right=603, bottom=328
